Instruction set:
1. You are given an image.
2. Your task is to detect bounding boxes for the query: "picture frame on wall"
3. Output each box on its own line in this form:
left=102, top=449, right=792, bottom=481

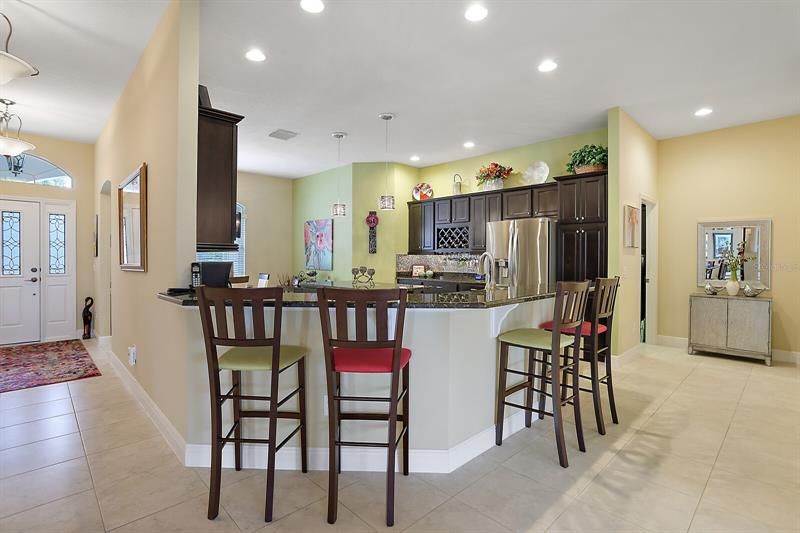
left=623, top=204, right=640, bottom=248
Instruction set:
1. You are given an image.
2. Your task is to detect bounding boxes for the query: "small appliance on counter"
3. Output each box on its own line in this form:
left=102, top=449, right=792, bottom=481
left=190, top=261, right=233, bottom=289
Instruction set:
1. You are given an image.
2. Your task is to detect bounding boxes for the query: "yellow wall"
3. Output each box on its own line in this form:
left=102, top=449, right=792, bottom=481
left=0, top=133, right=95, bottom=333
left=237, top=171, right=294, bottom=280
left=607, top=108, right=659, bottom=355
left=418, top=128, right=608, bottom=197
left=658, top=116, right=800, bottom=352
left=93, top=0, right=199, bottom=438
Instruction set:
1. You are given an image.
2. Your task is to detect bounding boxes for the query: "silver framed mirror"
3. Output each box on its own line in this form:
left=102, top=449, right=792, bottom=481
left=697, top=218, right=771, bottom=288
left=118, top=163, right=147, bottom=272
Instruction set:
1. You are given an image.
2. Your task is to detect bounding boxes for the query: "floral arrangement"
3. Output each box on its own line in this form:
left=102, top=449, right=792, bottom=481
left=476, top=162, right=513, bottom=186
left=720, top=240, right=751, bottom=282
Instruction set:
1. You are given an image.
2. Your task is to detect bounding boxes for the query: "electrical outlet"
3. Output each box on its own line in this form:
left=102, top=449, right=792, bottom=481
left=128, top=345, right=137, bottom=366
left=322, top=395, right=328, bottom=416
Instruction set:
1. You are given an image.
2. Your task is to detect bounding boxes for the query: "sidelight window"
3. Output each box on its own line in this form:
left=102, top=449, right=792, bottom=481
left=48, top=213, right=66, bottom=274
left=1, top=210, right=21, bottom=275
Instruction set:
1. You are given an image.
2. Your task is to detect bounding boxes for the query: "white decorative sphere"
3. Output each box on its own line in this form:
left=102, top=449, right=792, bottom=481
left=523, top=161, right=549, bottom=185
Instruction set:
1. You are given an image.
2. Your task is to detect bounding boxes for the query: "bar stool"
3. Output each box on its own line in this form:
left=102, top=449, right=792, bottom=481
left=494, top=280, right=591, bottom=468
left=540, top=277, right=620, bottom=434
left=316, top=288, right=410, bottom=527
left=197, top=286, right=309, bottom=522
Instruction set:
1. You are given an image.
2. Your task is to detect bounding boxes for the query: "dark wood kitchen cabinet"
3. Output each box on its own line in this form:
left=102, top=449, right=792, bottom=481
left=532, top=183, right=558, bottom=217
left=435, top=200, right=451, bottom=224
left=557, top=171, right=607, bottom=224
left=502, top=189, right=532, bottom=219
left=451, top=197, right=470, bottom=223
left=408, top=202, right=435, bottom=253
left=196, top=106, right=244, bottom=251
left=556, top=223, right=607, bottom=282
left=469, top=193, right=501, bottom=252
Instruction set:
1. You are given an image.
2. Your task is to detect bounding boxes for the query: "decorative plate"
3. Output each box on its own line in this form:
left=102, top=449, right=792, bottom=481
left=412, top=182, right=433, bottom=201
left=522, top=161, right=549, bottom=185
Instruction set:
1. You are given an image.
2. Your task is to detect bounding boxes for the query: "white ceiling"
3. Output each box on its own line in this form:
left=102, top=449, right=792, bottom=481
left=0, top=0, right=169, bottom=143
left=4, top=1, right=798, bottom=178
left=200, top=0, right=800, bottom=178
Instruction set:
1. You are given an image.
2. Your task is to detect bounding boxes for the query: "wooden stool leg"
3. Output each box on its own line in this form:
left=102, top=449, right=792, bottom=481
left=326, top=385, right=339, bottom=524
left=298, top=359, right=308, bottom=473
left=525, top=349, right=534, bottom=428
left=571, top=346, right=586, bottom=452
left=207, top=376, right=223, bottom=520
left=605, top=346, right=619, bottom=424
left=402, top=364, right=410, bottom=476
left=589, top=342, right=606, bottom=435
left=551, top=349, right=569, bottom=468
left=537, top=352, right=546, bottom=420
left=495, top=342, right=509, bottom=445
left=560, top=348, right=570, bottom=402
left=335, top=372, right=342, bottom=474
left=232, top=370, right=242, bottom=471
left=386, top=373, right=401, bottom=527
left=264, top=371, right=280, bottom=522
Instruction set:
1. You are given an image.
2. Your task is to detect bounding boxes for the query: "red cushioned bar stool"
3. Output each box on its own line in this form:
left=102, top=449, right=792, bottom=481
left=316, top=287, right=411, bottom=527
left=541, top=277, right=620, bottom=434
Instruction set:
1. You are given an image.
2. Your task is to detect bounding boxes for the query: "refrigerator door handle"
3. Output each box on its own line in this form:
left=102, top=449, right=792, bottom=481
left=510, top=222, right=519, bottom=286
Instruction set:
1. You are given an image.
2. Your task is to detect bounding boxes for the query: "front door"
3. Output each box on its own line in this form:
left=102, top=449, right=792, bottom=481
left=0, top=200, right=41, bottom=344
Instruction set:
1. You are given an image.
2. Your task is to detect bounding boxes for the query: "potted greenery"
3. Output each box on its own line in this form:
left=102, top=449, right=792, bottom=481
left=720, top=240, right=752, bottom=296
left=476, top=162, right=514, bottom=191
left=566, top=144, right=608, bottom=174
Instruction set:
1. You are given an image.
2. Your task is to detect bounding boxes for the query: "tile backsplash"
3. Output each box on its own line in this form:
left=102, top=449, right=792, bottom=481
left=396, top=254, right=480, bottom=274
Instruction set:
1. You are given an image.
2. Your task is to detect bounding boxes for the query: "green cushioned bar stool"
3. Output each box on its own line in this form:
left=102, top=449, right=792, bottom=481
left=198, top=286, right=309, bottom=523
left=494, top=280, right=591, bottom=468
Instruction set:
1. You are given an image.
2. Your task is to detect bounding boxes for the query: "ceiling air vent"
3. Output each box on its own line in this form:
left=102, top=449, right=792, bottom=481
left=268, top=129, right=299, bottom=141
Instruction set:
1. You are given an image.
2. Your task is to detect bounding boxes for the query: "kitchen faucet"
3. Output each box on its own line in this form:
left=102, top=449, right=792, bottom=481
left=478, top=251, right=495, bottom=290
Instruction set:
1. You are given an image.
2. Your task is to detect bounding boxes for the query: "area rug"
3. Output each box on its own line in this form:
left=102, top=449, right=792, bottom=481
left=0, top=339, right=101, bottom=393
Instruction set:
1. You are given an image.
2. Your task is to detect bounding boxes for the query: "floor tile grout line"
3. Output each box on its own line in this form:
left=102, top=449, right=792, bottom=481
left=684, top=362, right=752, bottom=533
left=0, top=486, right=98, bottom=524
left=0, top=425, right=80, bottom=452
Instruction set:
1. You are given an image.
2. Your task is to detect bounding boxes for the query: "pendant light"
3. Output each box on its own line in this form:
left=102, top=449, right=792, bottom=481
left=378, top=113, right=395, bottom=210
left=0, top=99, right=35, bottom=156
left=0, top=13, right=39, bottom=85
left=331, top=131, right=347, bottom=217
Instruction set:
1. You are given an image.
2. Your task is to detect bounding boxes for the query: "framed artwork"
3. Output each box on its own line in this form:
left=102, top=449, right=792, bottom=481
left=623, top=204, right=640, bottom=248
left=304, top=218, right=333, bottom=271
left=713, top=232, right=733, bottom=257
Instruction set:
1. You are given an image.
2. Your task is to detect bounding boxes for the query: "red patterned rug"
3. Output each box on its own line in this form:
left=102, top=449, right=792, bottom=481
left=0, top=340, right=101, bottom=393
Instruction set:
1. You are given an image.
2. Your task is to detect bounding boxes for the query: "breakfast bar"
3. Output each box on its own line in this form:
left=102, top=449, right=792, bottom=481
left=158, top=285, right=555, bottom=473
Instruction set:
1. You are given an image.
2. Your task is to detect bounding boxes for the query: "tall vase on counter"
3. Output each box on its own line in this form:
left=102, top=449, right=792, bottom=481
left=476, top=162, right=513, bottom=192
left=726, top=272, right=740, bottom=296
left=720, top=240, right=752, bottom=297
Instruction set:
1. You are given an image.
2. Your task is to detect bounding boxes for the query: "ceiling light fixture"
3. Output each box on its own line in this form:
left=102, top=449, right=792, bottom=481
left=464, top=4, right=488, bottom=22
left=537, top=59, right=558, bottom=73
left=0, top=99, right=35, bottom=156
left=463, top=141, right=475, bottom=149
left=300, top=0, right=325, bottom=13
left=694, top=107, right=713, bottom=117
left=378, top=113, right=396, bottom=211
left=331, top=131, right=347, bottom=217
left=0, top=13, right=39, bottom=85
left=245, top=48, right=266, bottom=62
left=410, top=155, right=420, bottom=162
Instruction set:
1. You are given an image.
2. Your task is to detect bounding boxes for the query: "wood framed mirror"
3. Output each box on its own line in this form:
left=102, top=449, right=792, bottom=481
left=118, top=163, right=147, bottom=272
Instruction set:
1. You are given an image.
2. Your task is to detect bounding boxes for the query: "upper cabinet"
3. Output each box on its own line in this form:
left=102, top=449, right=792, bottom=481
left=502, top=189, right=532, bottom=219
left=532, top=183, right=558, bottom=217
left=408, top=202, right=435, bottom=253
left=196, top=104, right=244, bottom=251
left=469, top=193, right=501, bottom=251
left=556, top=171, right=607, bottom=223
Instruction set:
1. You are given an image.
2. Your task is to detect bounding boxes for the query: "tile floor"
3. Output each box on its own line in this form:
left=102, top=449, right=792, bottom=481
left=0, top=340, right=798, bottom=532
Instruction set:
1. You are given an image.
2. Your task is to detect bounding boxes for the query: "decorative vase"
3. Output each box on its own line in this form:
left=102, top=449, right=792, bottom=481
left=725, top=279, right=740, bottom=296
left=482, top=178, right=504, bottom=191
left=574, top=164, right=607, bottom=174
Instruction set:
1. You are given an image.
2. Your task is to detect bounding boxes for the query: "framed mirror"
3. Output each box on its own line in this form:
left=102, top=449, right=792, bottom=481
left=118, top=163, right=147, bottom=272
left=697, top=219, right=771, bottom=288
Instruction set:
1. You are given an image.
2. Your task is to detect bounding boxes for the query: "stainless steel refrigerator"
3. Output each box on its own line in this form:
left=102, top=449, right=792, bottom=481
left=484, top=218, right=556, bottom=292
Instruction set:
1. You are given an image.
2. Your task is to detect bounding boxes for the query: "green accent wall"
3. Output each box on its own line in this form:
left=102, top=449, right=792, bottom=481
left=417, top=128, right=608, bottom=198
left=292, top=164, right=353, bottom=281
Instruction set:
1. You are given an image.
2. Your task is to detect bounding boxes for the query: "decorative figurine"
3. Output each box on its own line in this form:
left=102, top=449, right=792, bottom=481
left=743, top=284, right=765, bottom=297
left=704, top=283, right=721, bottom=295
left=352, top=266, right=375, bottom=287
left=366, top=211, right=379, bottom=254
left=82, top=297, right=94, bottom=339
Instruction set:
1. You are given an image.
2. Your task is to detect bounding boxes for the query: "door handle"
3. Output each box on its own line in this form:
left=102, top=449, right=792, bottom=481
left=26, top=277, right=38, bottom=282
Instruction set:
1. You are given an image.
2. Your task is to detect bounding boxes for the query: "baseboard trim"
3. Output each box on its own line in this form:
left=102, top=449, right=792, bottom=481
left=184, top=411, right=529, bottom=474
left=107, top=348, right=188, bottom=464
left=656, top=335, right=799, bottom=365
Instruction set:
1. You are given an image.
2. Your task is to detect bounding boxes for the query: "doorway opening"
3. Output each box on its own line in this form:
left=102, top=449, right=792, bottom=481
left=639, top=198, right=658, bottom=344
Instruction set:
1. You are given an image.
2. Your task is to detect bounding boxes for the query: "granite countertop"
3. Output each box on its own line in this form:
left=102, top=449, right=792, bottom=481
left=158, top=284, right=554, bottom=309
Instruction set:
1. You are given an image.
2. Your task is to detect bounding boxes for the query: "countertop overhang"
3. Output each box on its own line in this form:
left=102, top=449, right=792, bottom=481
left=158, top=284, right=554, bottom=309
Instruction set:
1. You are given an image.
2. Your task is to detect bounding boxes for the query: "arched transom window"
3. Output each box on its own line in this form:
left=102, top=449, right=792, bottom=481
left=0, top=153, right=73, bottom=188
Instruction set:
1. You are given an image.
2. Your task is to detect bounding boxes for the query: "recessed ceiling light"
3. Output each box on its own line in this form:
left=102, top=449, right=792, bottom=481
left=464, top=4, right=488, bottom=22
left=694, top=107, right=713, bottom=117
left=410, top=155, right=420, bottom=162
left=300, top=0, right=325, bottom=13
left=463, top=141, right=475, bottom=148
left=537, top=59, right=558, bottom=73
left=245, top=48, right=266, bottom=62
